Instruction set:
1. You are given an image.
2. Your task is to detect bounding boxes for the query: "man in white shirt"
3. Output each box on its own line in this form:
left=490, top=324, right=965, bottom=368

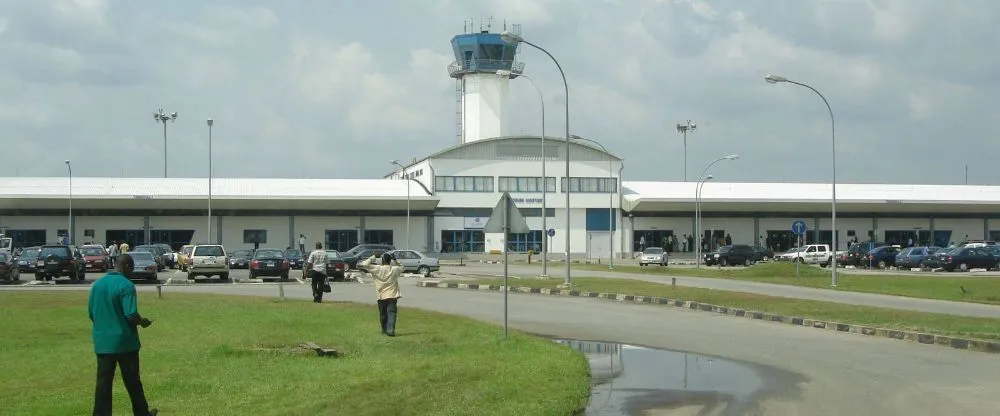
left=304, top=242, right=328, bottom=303
left=298, top=234, right=306, bottom=254
left=359, top=252, right=404, bottom=336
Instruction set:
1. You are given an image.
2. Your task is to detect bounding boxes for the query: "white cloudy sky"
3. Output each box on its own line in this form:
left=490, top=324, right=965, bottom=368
left=1, top=0, right=997, bottom=184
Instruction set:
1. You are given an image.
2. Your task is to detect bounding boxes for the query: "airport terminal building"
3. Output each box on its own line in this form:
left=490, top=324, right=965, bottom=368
left=3, top=25, right=999, bottom=256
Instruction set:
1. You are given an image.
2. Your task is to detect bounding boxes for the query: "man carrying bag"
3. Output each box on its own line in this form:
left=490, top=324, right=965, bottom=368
left=304, top=242, right=330, bottom=303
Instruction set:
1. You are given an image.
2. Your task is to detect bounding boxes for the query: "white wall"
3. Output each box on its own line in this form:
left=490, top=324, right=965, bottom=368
left=220, top=216, right=290, bottom=251
left=293, top=216, right=361, bottom=248
left=933, top=218, right=985, bottom=242
left=462, top=73, right=509, bottom=144
left=365, top=216, right=428, bottom=252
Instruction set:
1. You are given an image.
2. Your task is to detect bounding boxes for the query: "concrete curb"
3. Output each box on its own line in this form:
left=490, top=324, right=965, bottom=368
left=416, top=281, right=1000, bottom=355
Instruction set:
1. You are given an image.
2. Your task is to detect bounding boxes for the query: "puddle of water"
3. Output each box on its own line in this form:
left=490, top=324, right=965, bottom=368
left=555, top=339, right=804, bottom=416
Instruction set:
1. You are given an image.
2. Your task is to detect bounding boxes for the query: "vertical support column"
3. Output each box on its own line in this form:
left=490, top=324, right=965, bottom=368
left=143, top=216, right=151, bottom=246
left=359, top=216, right=366, bottom=244
left=929, top=217, right=935, bottom=247
left=753, top=217, right=760, bottom=246
left=813, top=218, right=820, bottom=245
left=70, top=212, right=77, bottom=245
left=984, top=218, right=989, bottom=240
left=872, top=217, right=879, bottom=242
left=426, top=214, right=435, bottom=254
left=217, top=216, right=224, bottom=244
left=288, top=215, right=295, bottom=249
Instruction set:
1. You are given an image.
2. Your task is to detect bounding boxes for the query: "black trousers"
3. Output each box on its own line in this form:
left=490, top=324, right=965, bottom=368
left=378, top=298, right=398, bottom=334
left=310, top=270, right=327, bottom=302
left=94, top=350, right=150, bottom=416
left=299, top=244, right=305, bottom=253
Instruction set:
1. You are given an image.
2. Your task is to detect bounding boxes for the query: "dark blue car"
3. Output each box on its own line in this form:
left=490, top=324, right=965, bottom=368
left=862, top=246, right=902, bottom=269
left=895, top=246, right=942, bottom=269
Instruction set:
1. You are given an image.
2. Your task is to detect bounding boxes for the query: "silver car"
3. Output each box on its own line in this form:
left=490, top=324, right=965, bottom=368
left=388, top=250, right=440, bottom=277
left=638, top=247, right=668, bottom=267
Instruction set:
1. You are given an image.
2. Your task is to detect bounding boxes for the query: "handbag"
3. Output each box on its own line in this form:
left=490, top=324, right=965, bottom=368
left=322, top=283, right=332, bottom=293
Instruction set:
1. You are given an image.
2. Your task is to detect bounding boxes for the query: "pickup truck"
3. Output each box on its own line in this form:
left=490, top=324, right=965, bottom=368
left=777, top=244, right=833, bottom=267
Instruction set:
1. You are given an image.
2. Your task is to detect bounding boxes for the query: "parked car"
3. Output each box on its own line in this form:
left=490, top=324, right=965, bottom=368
left=154, top=243, right=176, bottom=267
left=126, top=251, right=160, bottom=282
left=324, top=250, right=348, bottom=281
left=638, top=247, right=668, bottom=267
left=389, top=250, right=440, bottom=277
left=841, top=242, right=888, bottom=267
left=340, top=244, right=396, bottom=270
left=0, top=252, right=20, bottom=282
left=35, top=245, right=86, bottom=282
left=79, top=245, right=110, bottom=272
left=186, top=244, right=230, bottom=280
left=249, top=248, right=290, bottom=280
left=16, top=246, right=40, bottom=273
left=704, top=244, right=756, bottom=267
left=922, top=247, right=998, bottom=272
left=895, top=246, right=941, bottom=269
left=861, top=246, right=902, bottom=269
left=283, top=248, right=305, bottom=269
left=228, top=250, right=252, bottom=269
left=132, top=245, right=166, bottom=271
left=751, top=245, right=774, bottom=262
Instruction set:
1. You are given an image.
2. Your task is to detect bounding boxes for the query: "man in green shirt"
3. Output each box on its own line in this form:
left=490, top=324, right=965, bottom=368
left=88, top=253, right=158, bottom=416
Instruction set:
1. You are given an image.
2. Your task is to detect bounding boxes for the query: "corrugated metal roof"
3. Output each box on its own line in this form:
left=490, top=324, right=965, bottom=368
left=622, top=181, right=1000, bottom=204
left=0, top=177, right=433, bottom=200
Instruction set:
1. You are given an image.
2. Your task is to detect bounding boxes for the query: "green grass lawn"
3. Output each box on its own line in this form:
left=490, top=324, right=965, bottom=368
left=0, top=292, right=590, bottom=416
left=448, top=276, right=1000, bottom=341
left=571, top=262, right=1000, bottom=305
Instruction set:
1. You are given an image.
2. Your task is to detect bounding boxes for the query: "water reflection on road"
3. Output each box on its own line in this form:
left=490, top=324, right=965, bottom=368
left=555, top=339, right=804, bottom=416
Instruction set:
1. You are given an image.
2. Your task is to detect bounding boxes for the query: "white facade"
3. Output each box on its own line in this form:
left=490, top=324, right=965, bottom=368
left=459, top=73, right=510, bottom=144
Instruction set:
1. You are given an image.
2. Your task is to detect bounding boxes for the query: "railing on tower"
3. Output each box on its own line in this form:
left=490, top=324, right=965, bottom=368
left=448, top=59, right=525, bottom=78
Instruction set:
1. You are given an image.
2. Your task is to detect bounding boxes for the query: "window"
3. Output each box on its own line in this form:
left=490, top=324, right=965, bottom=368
left=498, top=176, right=557, bottom=193
left=325, top=230, right=359, bottom=252
left=243, top=230, right=267, bottom=244
left=506, top=231, right=543, bottom=253
left=364, top=230, right=394, bottom=245
left=193, top=245, right=225, bottom=257
left=6, top=229, right=46, bottom=248
left=441, top=230, right=484, bottom=253
left=434, top=176, right=494, bottom=192
left=560, top=177, right=618, bottom=193
left=84, top=229, right=95, bottom=238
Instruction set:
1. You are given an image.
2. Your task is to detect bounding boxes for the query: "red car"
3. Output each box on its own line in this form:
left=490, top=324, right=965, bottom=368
left=80, top=245, right=110, bottom=272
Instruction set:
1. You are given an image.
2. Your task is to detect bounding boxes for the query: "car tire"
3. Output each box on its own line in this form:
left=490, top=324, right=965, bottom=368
left=417, top=266, right=430, bottom=277
left=877, top=260, right=887, bottom=269
left=744, top=258, right=751, bottom=266
left=721, top=258, right=729, bottom=267
left=187, top=272, right=196, bottom=280
left=959, top=263, right=969, bottom=272
left=280, top=273, right=289, bottom=281
left=220, top=272, right=230, bottom=281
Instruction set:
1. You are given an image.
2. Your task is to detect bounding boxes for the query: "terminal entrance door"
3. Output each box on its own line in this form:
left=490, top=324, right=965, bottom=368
left=702, top=230, right=726, bottom=251
left=441, top=230, right=484, bottom=253
left=765, top=230, right=797, bottom=252
left=105, top=230, right=145, bottom=248
left=5, top=229, right=46, bottom=248
left=325, top=230, right=359, bottom=252
left=149, top=230, right=195, bottom=251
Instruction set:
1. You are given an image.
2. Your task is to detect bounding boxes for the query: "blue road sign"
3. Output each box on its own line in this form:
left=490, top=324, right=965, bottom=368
left=791, top=220, right=808, bottom=235
left=547, top=228, right=556, bottom=237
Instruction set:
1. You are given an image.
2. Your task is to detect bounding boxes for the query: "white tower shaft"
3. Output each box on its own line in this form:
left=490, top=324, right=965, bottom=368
left=460, top=73, right=511, bottom=143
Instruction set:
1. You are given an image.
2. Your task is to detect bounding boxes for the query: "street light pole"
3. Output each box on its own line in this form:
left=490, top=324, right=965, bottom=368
left=65, top=160, right=72, bottom=245
left=765, top=74, right=838, bottom=286
left=207, top=118, right=214, bottom=244
left=676, top=120, right=697, bottom=182
left=391, top=160, right=410, bottom=250
left=570, top=135, right=615, bottom=270
left=695, top=175, right=713, bottom=268
left=497, top=70, right=549, bottom=276
left=153, top=108, right=178, bottom=178
left=694, top=155, right=739, bottom=267
left=501, top=31, right=572, bottom=286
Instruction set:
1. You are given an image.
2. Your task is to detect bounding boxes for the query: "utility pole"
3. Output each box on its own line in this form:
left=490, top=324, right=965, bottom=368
left=676, top=120, right=697, bottom=182
left=153, top=108, right=178, bottom=178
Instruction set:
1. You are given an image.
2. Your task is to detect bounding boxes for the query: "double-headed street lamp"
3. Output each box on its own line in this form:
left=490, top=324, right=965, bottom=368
left=497, top=69, right=550, bottom=276
left=65, top=160, right=72, bottom=245
left=391, top=160, right=410, bottom=250
left=207, top=118, right=214, bottom=244
left=153, top=108, right=178, bottom=178
left=694, top=155, right=739, bottom=267
left=764, top=74, right=838, bottom=287
left=500, top=31, right=573, bottom=286
left=570, top=135, right=616, bottom=270
left=676, top=120, right=697, bottom=182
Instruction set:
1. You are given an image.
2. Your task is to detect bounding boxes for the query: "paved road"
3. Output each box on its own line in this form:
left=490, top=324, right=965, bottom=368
left=5, top=279, right=996, bottom=415
left=445, top=263, right=1000, bottom=319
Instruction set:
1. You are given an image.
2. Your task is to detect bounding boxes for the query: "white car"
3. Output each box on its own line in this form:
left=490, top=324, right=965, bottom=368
left=388, top=250, right=440, bottom=277
left=186, top=244, right=230, bottom=280
left=638, top=247, right=668, bottom=266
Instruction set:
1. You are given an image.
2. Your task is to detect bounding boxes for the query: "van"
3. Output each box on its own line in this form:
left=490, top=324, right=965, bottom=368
left=186, top=245, right=229, bottom=281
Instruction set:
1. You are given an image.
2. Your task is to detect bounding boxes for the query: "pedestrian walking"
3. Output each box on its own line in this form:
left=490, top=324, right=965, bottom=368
left=107, top=241, right=119, bottom=268
left=359, top=252, right=404, bottom=337
left=88, top=253, right=158, bottom=416
left=298, top=234, right=306, bottom=254
left=304, top=242, right=329, bottom=303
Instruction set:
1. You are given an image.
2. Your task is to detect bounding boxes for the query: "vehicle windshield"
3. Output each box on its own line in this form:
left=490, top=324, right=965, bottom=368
left=0, top=253, right=8, bottom=262
left=325, top=251, right=342, bottom=259
left=232, top=250, right=252, bottom=259
left=81, top=247, right=104, bottom=256
left=284, top=249, right=303, bottom=258
left=39, top=247, right=70, bottom=258
left=193, top=246, right=225, bottom=257
left=130, top=252, right=155, bottom=261
left=20, top=249, right=40, bottom=259
left=717, top=246, right=733, bottom=252
left=254, top=250, right=284, bottom=259
left=642, top=248, right=663, bottom=254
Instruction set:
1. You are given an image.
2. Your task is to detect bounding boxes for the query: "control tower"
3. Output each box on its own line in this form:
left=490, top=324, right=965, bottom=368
left=448, top=18, right=525, bottom=144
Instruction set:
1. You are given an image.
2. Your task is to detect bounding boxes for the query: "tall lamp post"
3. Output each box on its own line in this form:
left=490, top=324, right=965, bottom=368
left=65, top=160, right=72, bottom=245
left=764, top=73, right=838, bottom=287
left=391, top=160, right=410, bottom=250
left=694, top=155, right=739, bottom=267
left=695, top=175, right=713, bottom=268
left=500, top=31, right=572, bottom=286
left=570, top=135, right=616, bottom=270
left=497, top=69, right=550, bottom=276
left=676, top=120, right=697, bottom=182
left=207, top=118, right=214, bottom=244
left=153, top=108, right=178, bottom=178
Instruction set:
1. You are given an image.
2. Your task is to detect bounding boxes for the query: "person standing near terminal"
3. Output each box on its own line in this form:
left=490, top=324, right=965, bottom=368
left=298, top=234, right=306, bottom=254
left=359, top=252, right=404, bottom=337
left=107, top=241, right=119, bottom=268
left=119, top=241, right=130, bottom=254
left=88, top=253, right=158, bottom=416
left=304, top=242, right=328, bottom=303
